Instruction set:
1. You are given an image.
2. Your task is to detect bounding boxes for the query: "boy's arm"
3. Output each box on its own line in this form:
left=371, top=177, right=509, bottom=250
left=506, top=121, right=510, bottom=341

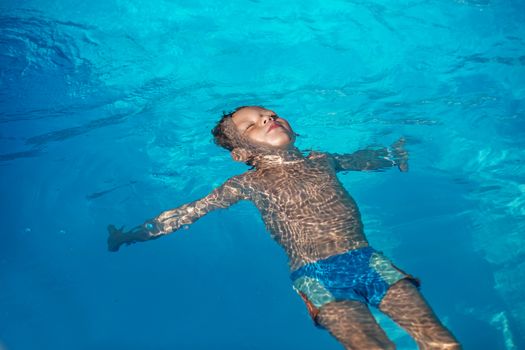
left=330, top=138, right=408, bottom=173
left=107, top=175, right=249, bottom=252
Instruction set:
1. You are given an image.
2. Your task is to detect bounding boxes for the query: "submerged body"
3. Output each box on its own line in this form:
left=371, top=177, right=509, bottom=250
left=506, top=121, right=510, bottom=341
left=108, top=106, right=461, bottom=349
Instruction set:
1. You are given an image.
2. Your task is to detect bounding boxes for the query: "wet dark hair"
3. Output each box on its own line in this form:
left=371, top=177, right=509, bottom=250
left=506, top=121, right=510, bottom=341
left=211, top=106, right=249, bottom=151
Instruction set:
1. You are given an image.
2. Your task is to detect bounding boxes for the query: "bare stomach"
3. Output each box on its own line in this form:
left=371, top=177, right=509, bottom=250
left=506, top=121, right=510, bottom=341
left=272, top=228, right=370, bottom=272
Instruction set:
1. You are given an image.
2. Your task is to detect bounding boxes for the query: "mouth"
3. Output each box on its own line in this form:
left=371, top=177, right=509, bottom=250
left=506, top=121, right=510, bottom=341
left=267, top=122, right=283, bottom=133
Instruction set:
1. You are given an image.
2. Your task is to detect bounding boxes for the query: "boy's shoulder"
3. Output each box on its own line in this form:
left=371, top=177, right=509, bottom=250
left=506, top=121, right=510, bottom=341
left=226, top=169, right=258, bottom=187
left=227, top=171, right=253, bottom=183
left=307, top=150, right=340, bottom=170
left=307, top=150, right=330, bottom=160
left=306, top=150, right=326, bottom=159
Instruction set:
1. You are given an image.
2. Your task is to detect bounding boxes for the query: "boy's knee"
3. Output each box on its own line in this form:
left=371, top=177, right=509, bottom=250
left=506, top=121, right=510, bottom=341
left=411, top=327, right=461, bottom=350
left=418, top=340, right=461, bottom=350
left=419, top=325, right=461, bottom=350
left=342, top=337, right=395, bottom=350
left=444, top=342, right=462, bottom=350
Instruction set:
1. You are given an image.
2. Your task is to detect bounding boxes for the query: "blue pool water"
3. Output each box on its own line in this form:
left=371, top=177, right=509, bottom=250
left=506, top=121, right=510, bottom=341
left=1, top=1, right=524, bottom=349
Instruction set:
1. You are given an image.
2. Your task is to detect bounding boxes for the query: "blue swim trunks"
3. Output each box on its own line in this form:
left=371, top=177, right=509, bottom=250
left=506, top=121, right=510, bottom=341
left=290, top=246, right=420, bottom=328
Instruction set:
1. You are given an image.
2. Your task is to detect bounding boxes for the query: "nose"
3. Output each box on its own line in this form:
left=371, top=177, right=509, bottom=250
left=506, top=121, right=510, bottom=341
left=262, top=114, right=277, bottom=125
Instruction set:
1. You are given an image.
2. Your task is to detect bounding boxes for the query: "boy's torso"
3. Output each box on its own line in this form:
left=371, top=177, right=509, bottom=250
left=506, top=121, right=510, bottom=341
left=241, top=152, right=369, bottom=271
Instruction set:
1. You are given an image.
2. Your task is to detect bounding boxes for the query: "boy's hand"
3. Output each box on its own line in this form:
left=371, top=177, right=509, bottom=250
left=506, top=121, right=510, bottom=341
left=391, top=137, right=408, bottom=172
left=107, top=219, right=165, bottom=252
left=107, top=224, right=125, bottom=252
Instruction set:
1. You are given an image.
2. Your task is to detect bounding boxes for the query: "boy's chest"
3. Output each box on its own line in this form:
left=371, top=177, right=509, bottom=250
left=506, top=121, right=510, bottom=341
left=252, top=155, right=340, bottom=202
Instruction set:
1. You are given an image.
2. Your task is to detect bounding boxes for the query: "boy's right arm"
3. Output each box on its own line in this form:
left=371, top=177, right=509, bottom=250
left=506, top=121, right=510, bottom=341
left=107, top=175, right=249, bottom=252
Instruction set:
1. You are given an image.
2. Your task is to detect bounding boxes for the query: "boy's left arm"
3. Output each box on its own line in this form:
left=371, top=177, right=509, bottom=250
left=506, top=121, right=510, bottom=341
left=330, top=138, right=408, bottom=172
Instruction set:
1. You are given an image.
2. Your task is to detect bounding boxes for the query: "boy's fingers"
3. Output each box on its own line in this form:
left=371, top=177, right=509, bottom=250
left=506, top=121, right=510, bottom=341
left=392, top=137, right=406, bottom=149
left=389, top=138, right=408, bottom=172
left=107, top=225, right=121, bottom=252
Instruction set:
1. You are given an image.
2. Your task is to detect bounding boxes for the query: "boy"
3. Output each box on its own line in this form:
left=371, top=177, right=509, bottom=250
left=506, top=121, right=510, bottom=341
left=108, top=106, right=460, bottom=349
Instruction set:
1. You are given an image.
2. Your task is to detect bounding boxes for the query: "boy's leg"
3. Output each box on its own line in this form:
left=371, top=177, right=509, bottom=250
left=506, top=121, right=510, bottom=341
left=379, top=279, right=461, bottom=350
left=316, top=300, right=395, bottom=350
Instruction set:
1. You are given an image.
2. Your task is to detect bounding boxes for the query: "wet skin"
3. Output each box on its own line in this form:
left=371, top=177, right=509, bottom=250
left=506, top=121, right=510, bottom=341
left=107, top=106, right=460, bottom=349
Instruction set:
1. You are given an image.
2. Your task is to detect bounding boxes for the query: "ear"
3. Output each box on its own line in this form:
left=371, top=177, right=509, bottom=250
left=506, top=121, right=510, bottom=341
left=230, top=147, right=251, bottom=163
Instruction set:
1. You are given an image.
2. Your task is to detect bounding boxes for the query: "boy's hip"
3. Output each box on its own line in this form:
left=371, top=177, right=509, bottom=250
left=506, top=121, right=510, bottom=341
left=290, top=246, right=420, bottom=323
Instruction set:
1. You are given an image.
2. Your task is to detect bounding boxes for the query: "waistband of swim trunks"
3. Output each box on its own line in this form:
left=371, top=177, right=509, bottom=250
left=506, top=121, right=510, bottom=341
left=290, top=246, right=377, bottom=279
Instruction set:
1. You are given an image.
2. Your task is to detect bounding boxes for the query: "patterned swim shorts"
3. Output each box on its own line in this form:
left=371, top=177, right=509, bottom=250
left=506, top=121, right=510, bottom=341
left=290, top=246, right=420, bottom=328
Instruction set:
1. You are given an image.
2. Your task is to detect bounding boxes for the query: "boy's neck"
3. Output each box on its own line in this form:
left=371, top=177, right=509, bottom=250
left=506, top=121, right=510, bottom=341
left=252, top=146, right=306, bottom=168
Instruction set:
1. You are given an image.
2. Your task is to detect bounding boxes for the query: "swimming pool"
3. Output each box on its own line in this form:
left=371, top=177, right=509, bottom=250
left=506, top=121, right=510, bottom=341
left=1, top=0, right=524, bottom=349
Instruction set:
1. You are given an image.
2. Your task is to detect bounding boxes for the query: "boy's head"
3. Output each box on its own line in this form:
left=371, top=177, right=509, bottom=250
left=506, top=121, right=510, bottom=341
left=211, top=106, right=296, bottom=164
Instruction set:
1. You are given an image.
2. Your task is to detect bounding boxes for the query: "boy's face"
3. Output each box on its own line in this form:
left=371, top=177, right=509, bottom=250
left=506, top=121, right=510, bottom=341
left=231, top=106, right=295, bottom=149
